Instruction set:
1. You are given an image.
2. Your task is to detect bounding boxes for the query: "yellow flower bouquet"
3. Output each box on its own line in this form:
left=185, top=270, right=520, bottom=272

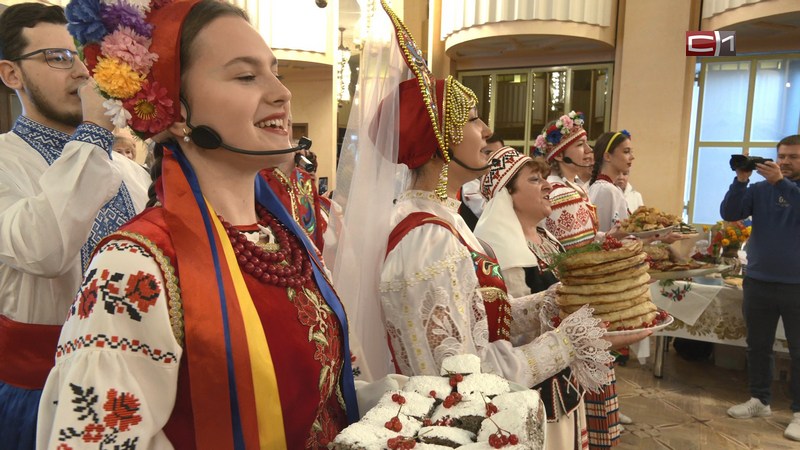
left=703, top=220, right=751, bottom=257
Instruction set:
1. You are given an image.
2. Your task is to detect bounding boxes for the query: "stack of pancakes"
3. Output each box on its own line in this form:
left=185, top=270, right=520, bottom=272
left=556, top=239, right=659, bottom=331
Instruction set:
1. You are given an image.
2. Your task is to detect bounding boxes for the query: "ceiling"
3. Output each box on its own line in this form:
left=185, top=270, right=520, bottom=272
left=725, top=11, right=800, bottom=51
left=447, top=34, right=614, bottom=61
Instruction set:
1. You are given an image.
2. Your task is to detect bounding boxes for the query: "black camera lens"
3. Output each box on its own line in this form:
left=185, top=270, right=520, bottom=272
left=729, top=154, right=773, bottom=171
left=729, top=155, right=749, bottom=171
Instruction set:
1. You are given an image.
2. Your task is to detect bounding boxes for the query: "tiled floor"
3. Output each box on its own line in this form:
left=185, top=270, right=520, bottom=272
left=614, top=339, right=798, bottom=449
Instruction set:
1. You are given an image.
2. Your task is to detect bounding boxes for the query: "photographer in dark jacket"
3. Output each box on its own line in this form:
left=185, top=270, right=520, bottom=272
left=722, top=134, right=800, bottom=442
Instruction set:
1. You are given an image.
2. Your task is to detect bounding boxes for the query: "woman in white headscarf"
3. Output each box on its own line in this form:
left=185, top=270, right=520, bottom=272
left=475, top=148, right=623, bottom=449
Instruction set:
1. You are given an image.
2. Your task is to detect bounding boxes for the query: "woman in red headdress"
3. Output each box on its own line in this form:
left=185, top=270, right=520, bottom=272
left=330, top=4, right=648, bottom=449
left=37, top=1, right=358, bottom=449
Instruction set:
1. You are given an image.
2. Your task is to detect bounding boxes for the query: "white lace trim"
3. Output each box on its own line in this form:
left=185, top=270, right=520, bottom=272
left=380, top=247, right=471, bottom=292
left=381, top=247, right=488, bottom=376
left=556, top=306, right=613, bottom=392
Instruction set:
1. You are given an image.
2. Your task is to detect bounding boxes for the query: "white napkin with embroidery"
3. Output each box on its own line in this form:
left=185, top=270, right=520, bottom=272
left=649, top=281, right=722, bottom=326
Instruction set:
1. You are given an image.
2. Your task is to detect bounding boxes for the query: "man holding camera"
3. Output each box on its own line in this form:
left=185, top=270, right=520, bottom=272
left=722, top=134, right=800, bottom=441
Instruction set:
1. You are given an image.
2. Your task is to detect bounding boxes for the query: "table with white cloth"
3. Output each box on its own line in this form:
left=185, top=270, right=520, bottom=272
left=633, top=280, right=788, bottom=377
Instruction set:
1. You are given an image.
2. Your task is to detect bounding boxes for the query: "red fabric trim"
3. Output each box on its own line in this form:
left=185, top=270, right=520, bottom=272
left=160, top=150, right=257, bottom=449
left=0, top=315, right=61, bottom=389
left=595, top=174, right=615, bottom=185
left=148, top=0, right=201, bottom=135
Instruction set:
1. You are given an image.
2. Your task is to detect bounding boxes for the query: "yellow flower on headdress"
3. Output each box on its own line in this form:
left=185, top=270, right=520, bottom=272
left=93, top=57, right=144, bottom=100
left=721, top=238, right=730, bottom=246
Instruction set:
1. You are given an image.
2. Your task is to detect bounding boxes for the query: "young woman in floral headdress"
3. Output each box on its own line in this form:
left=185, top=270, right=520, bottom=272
left=37, top=1, right=358, bottom=448
left=535, top=118, right=627, bottom=449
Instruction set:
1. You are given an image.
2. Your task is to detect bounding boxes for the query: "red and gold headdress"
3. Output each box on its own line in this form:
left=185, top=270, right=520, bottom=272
left=381, top=0, right=478, bottom=200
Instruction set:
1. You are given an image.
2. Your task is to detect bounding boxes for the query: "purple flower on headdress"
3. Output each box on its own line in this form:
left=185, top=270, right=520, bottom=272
left=621, top=129, right=632, bottom=138
left=101, top=2, right=153, bottom=38
left=65, top=0, right=108, bottom=45
left=532, top=146, right=545, bottom=158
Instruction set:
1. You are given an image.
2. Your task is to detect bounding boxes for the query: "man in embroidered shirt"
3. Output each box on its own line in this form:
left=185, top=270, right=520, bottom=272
left=0, top=4, right=148, bottom=448
left=722, top=135, right=800, bottom=442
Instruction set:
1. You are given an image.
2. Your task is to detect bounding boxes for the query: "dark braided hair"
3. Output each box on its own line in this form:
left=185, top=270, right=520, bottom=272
left=145, top=143, right=164, bottom=207
left=590, top=131, right=630, bottom=185
left=144, top=0, right=248, bottom=207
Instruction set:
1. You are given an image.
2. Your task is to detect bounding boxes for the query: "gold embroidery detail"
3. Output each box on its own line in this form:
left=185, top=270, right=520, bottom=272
left=272, top=168, right=300, bottom=223
left=112, top=231, right=184, bottom=346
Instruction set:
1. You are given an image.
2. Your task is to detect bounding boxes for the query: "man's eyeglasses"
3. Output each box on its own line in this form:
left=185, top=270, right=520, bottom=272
left=10, top=48, right=76, bottom=69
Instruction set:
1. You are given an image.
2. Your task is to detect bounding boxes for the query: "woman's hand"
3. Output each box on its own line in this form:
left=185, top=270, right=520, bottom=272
left=606, top=224, right=630, bottom=240
left=602, top=329, right=652, bottom=349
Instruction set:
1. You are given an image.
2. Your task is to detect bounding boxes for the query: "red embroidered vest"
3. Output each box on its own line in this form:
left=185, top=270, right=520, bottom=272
left=101, top=208, right=347, bottom=449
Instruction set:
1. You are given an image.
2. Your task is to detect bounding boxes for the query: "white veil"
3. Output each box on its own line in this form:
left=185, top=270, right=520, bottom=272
left=325, top=1, right=411, bottom=381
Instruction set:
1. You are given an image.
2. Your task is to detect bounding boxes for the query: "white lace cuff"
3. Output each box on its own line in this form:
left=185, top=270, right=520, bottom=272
left=518, top=306, right=612, bottom=391
left=557, top=306, right=613, bottom=392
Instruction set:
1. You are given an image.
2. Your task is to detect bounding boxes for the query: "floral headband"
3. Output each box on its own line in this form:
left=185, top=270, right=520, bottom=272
left=533, top=111, right=586, bottom=161
left=66, top=0, right=198, bottom=138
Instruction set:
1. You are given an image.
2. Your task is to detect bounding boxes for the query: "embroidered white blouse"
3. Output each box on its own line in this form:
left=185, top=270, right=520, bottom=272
left=379, top=191, right=612, bottom=391
left=0, top=119, right=149, bottom=325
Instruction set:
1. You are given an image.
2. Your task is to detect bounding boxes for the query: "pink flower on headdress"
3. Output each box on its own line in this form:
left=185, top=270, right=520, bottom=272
left=561, top=116, right=574, bottom=129
left=101, top=26, right=158, bottom=73
left=123, top=80, right=174, bottom=135
left=534, top=135, right=546, bottom=149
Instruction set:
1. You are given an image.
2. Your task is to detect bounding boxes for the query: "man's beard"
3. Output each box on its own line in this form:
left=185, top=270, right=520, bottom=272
left=22, top=73, right=82, bottom=129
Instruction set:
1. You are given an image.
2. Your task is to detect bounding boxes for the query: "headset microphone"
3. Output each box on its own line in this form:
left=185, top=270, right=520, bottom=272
left=562, top=156, right=593, bottom=168
left=182, top=98, right=309, bottom=156
left=448, top=150, right=500, bottom=172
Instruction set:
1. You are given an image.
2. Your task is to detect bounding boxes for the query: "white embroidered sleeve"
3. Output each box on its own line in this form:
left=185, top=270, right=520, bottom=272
left=37, top=238, right=181, bottom=450
left=514, top=306, right=613, bottom=391
left=0, top=124, right=122, bottom=276
left=500, top=266, right=531, bottom=299
left=501, top=283, right=613, bottom=391
left=379, top=226, right=612, bottom=391
left=380, top=224, right=489, bottom=377
left=506, top=282, right=559, bottom=344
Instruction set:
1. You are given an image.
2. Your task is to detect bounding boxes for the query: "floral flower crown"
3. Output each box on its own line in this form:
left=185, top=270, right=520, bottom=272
left=66, top=0, right=181, bottom=138
left=533, top=111, right=586, bottom=161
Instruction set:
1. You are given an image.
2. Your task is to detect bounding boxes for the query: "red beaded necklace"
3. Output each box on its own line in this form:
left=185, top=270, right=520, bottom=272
left=219, top=205, right=313, bottom=288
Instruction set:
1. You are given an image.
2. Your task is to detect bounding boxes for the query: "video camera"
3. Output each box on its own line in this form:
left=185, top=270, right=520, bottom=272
left=729, top=154, right=773, bottom=172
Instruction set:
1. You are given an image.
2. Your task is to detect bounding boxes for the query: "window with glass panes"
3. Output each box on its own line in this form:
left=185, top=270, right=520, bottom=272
left=685, top=54, right=800, bottom=225
left=459, top=64, right=613, bottom=153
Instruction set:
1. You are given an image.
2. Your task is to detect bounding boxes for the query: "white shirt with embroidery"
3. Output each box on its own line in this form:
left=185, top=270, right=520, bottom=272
left=37, top=238, right=180, bottom=449
left=0, top=119, right=149, bottom=326
left=379, top=191, right=612, bottom=391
